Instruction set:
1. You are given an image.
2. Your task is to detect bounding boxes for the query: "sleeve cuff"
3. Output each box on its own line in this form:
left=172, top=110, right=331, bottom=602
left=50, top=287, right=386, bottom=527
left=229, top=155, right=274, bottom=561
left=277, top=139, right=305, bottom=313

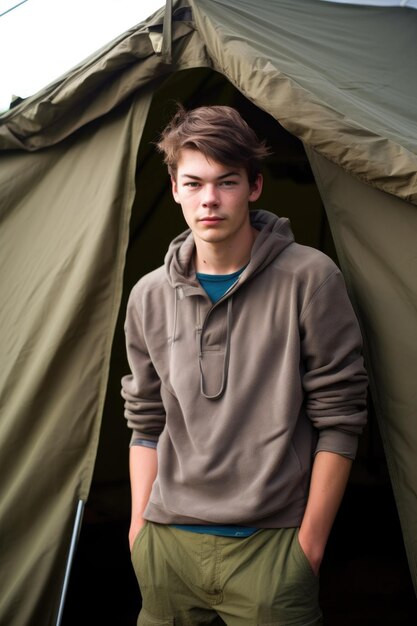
left=315, top=428, right=359, bottom=460
left=130, top=437, right=158, bottom=449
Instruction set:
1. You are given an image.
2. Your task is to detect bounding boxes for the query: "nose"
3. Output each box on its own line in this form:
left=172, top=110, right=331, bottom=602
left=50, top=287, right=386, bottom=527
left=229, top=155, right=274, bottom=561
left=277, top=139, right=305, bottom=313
left=201, top=184, right=219, bottom=208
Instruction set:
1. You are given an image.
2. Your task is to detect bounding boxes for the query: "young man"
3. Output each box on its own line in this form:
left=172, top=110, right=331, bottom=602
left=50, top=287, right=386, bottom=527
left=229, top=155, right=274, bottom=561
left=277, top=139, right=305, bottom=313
left=122, top=105, right=368, bottom=625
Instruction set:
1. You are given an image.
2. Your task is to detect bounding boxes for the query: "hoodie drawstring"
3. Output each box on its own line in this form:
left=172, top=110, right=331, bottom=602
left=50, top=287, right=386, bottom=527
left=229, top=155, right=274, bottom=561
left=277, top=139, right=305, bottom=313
left=171, top=286, right=183, bottom=345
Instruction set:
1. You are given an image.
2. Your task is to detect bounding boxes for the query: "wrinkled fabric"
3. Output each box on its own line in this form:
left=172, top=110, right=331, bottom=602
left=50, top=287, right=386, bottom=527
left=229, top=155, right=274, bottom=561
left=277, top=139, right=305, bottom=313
left=122, top=210, right=368, bottom=528
left=306, top=146, right=417, bottom=595
left=0, top=0, right=417, bottom=619
left=0, top=92, right=151, bottom=625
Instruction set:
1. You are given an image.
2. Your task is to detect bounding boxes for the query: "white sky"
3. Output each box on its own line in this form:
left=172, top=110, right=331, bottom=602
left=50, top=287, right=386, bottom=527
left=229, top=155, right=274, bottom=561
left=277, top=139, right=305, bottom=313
left=0, top=0, right=163, bottom=112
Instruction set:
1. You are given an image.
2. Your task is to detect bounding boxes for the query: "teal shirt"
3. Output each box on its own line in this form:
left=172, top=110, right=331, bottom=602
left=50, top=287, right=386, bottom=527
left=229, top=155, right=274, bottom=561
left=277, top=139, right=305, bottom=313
left=196, top=267, right=246, bottom=303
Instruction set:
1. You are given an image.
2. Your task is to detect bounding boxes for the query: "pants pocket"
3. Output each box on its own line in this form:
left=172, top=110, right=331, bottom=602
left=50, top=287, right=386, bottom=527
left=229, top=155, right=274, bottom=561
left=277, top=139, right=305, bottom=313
left=131, top=522, right=148, bottom=557
left=131, top=523, right=150, bottom=584
left=138, top=608, right=174, bottom=625
left=267, top=529, right=322, bottom=624
left=294, top=530, right=318, bottom=578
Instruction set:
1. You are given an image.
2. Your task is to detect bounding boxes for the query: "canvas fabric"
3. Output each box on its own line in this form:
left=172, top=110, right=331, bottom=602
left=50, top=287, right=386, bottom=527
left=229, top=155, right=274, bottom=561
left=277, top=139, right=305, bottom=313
left=191, top=0, right=417, bottom=204
left=0, top=91, right=152, bottom=624
left=1, top=0, right=417, bottom=205
left=0, top=1, right=416, bottom=623
left=305, top=146, right=417, bottom=593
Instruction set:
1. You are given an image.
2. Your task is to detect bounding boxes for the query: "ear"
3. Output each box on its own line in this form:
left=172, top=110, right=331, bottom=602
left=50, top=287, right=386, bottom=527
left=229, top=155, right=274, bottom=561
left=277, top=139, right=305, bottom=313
left=171, top=176, right=181, bottom=204
left=248, top=173, right=263, bottom=203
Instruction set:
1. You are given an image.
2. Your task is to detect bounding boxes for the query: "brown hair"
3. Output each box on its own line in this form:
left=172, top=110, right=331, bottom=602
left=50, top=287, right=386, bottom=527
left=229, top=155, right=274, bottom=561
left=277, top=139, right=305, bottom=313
left=156, top=105, right=271, bottom=184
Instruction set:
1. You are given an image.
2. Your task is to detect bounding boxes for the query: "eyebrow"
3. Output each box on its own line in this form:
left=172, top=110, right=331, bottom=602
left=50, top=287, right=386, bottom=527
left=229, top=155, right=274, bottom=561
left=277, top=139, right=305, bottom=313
left=180, top=171, right=242, bottom=181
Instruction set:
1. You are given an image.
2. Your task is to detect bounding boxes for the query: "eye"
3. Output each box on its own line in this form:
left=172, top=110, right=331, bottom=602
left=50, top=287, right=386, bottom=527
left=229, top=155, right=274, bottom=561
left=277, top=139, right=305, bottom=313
left=184, top=182, right=200, bottom=188
left=220, top=180, right=237, bottom=187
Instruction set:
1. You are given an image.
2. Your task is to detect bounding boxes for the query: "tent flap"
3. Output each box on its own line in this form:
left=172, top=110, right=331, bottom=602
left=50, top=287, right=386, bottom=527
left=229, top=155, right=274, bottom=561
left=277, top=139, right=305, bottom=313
left=190, top=0, right=417, bottom=203
left=0, top=4, right=200, bottom=151
left=306, top=146, right=417, bottom=592
left=0, top=91, right=152, bottom=624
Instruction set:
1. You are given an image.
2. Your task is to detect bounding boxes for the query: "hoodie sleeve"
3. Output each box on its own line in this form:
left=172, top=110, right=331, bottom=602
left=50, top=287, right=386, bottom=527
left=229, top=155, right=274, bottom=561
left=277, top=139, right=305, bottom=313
left=121, top=285, right=166, bottom=447
left=299, top=268, right=368, bottom=459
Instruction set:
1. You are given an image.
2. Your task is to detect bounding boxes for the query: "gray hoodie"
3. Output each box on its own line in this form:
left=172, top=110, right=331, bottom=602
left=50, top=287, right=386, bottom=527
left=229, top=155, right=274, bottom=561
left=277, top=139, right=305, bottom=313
left=122, top=210, right=368, bottom=528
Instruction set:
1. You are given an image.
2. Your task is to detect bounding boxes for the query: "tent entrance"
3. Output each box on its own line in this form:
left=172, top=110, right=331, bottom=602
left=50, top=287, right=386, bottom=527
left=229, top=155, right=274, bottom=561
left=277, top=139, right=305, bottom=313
left=90, top=66, right=341, bottom=520
left=62, top=69, right=415, bottom=624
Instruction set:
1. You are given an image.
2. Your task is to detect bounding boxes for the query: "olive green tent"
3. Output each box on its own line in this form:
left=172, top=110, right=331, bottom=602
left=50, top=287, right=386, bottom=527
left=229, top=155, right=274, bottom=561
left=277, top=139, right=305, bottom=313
left=0, top=1, right=416, bottom=624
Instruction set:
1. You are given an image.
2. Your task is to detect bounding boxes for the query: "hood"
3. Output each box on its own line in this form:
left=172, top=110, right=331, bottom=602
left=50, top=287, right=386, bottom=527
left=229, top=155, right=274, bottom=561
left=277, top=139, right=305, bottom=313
left=164, top=209, right=295, bottom=400
left=164, top=209, right=295, bottom=287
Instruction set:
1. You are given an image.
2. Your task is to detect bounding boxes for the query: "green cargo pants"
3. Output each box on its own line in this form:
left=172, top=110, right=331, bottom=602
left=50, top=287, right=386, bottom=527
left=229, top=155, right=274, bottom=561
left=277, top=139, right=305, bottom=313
left=131, top=522, right=323, bottom=625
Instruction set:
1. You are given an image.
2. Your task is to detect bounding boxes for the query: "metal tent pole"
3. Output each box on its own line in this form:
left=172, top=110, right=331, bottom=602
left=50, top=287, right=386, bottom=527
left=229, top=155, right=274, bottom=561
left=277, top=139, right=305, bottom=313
left=55, top=499, right=85, bottom=626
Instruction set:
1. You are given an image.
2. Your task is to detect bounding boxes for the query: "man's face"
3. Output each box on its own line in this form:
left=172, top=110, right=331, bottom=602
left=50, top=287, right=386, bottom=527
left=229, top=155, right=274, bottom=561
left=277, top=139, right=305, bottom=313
left=171, top=149, right=262, bottom=248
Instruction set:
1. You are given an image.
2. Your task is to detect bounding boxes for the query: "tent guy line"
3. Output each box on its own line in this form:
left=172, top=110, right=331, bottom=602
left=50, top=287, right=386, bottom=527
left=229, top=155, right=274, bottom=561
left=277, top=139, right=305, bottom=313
left=0, top=0, right=28, bottom=19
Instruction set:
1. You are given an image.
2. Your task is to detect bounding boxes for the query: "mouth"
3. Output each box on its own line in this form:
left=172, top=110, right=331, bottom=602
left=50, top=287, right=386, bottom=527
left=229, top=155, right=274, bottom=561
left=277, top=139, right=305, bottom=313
left=199, top=216, right=224, bottom=225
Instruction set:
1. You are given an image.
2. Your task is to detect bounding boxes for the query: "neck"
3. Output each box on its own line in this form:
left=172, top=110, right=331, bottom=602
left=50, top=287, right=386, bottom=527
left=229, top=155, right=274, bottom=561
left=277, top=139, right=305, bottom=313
left=194, top=227, right=258, bottom=274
